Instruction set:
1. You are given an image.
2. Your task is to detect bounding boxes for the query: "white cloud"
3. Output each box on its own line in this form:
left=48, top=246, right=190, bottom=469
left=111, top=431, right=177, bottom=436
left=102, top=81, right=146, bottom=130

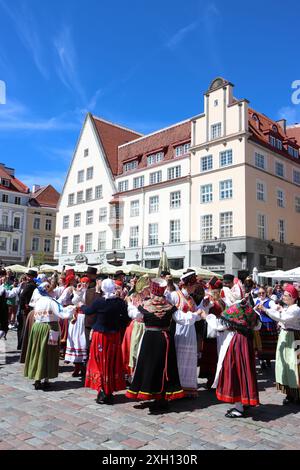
left=166, top=22, right=198, bottom=50
left=0, top=0, right=48, bottom=78
left=278, top=106, right=300, bottom=125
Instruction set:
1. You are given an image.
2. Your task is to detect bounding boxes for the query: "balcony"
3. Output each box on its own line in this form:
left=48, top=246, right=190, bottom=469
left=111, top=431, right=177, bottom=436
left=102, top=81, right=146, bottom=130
left=0, top=224, right=14, bottom=232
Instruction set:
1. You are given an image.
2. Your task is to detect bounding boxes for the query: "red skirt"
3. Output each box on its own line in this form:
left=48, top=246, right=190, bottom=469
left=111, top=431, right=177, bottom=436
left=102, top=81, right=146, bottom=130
left=121, top=320, right=134, bottom=376
left=216, top=332, right=259, bottom=406
left=85, top=331, right=126, bottom=395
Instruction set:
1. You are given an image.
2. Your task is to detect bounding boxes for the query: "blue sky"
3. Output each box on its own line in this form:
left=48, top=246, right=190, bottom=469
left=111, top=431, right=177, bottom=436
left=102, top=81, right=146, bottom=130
left=0, top=0, right=300, bottom=192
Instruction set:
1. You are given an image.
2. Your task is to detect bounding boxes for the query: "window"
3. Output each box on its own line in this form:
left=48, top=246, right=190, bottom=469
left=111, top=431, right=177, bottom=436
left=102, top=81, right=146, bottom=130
left=278, top=219, right=285, bottom=243
left=129, top=226, right=139, bottom=247
left=149, top=195, right=159, bottom=213
left=44, top=239, right=51, bottom=253
left=84, top=148, right=89, bottom=157
left=170, top=220, right=181, bottom=243
left=2, top=194, right=8, bottom=203
left=45, top=219, right=52, bottom=231
left=276, top=139, right=282, bottom=150
left=77, top=170, right=84, bottom=183
left=200, top=184, right=213, bottom=203
left=86, top=188, right=93, bottom=201
left=288, top=146, right=299, bottom=158
left=201, top=215, right=213, bottom=241
left=12, top=239, right=19, bottom=252
left=63, top=216, right=69, bottom=229
left=86, top=167, right=94, bottom=180
left=32, top=237, right=40, bottom=252
left=220, top=150, right=232, bottom=167
left=73, top=235, right=80, bottom=253
left=95, top=185, right=103, bottom=199
left=118, top=180, right=128, bottom=192
left=15, top=197, right=21, bottom=205
left=170, top=191, right=181, bottom=209
left=13, top=217, right=20, bottom=229
left=86, top=210, right=93, bottom=225
left=147, top=152, right=164, bottom=166
left=133, top=176, right=144, bottom=189
left=277, top=189, right=285, bottom=208
left=201, top=155, right=213, bottom=172
left=256, top=181, right=265, bottom=201
left=257, top=214, right=266, bottom=240
left=214, top=99, right=218, bottom=107
left=167, top=166, right=181, bottom=180
left=98, top=231, right=106, bottom=250
left=61, top=237, right=68, bottom=254
left=295, top=197, right=300, bottom=213
left=211, top=123, right=222, bottom=139
left=99, top=207, right=107, bottom=222
left=77, top=191, right=83, bottom=204
left=148, top=223, right=158, bottom=246
left=124, top=160, right=138, bottom=172
left=220, top=212, right=233, bottom=238
left=255, top=152, right=265, bottom=170
left=149, top=170, right=162, bottom=185
left=220, top=180, right=233, bottom=199
left=2, top=179, right=10, bottom=187
left=74, top=213, right=81, bottom=227
left=85, top=233, right=93, bottom=252
left=33, top=218, right=40, bottom=230
left=175, top=143, right=190, bottom=157
left=269, top=135, right=276, bottom=147
left=293, top=170, right=300, bottom=185
left=0, top=237, right=7, bottom=251
left=68, top=193, right=75, bottom=206
left=275, top=161, right=284, bottom=178
left=130, top=200, right=139, bottom=217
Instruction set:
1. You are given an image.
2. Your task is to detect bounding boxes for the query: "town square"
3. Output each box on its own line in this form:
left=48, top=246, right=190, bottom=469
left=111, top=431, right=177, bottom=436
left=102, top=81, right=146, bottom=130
left=1, top=0, right=300, bottom=455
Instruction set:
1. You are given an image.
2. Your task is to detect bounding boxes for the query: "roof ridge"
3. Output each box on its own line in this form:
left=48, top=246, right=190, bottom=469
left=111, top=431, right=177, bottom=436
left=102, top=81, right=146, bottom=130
left=92, top=115, right=143, bottom=137
left=118, top=117, right=192, bottom=148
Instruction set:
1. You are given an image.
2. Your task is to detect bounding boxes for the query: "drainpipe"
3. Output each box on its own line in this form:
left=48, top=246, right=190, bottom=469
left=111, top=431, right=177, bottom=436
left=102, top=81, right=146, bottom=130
left=141, top=188, right=145, bottom=267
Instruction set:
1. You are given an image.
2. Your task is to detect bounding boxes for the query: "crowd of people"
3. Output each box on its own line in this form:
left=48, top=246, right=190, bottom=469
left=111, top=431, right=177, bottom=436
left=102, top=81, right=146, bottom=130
left=0, top=265, right=300, bottom=418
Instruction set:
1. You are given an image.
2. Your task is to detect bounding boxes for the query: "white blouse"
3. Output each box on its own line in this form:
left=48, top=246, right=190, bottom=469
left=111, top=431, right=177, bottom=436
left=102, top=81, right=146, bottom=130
left=265, top=303, right=300, bottom=331
left=127, top=302, right=199, bottom=326
left=33, top=296, right=75, bottom=323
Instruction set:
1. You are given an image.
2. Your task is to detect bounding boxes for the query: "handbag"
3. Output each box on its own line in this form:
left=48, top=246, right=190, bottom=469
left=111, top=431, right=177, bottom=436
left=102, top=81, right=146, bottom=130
left=48, top=330, right=60, bottom=346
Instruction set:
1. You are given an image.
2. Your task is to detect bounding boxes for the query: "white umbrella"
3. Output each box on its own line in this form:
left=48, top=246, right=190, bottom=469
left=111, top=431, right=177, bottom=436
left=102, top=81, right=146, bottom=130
left=39, top=264, right=57, bottom=273
left=282, top=267, right=300, bottom=278
left=5, top=264, right=27, bottom=273
left=185, top=266, right=223, bottom=279
left=257, top=269, right=286, bottom=278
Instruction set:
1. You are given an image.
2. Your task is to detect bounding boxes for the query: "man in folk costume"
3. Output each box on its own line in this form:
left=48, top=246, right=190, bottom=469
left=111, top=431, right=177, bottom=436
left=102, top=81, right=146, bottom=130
left=17, top=270, right=37, bottom=350
left=201, top=295, right=261, bottom=418
left=221, top=273, right=243, bottom=307
left=259, top=284, right=300, bottom=405
left=0, top=272, right=20, bottom=340
left=126, top=278, right=204, bottom=412
left=24, top=282, right=75, bottom=390
left=81, top=279, right=130, bottom=405
left=170, top=272, right=207, bottom=398
left=198, top=277, right=225, bottom=389
left=254, top=286, right=278, bottom=370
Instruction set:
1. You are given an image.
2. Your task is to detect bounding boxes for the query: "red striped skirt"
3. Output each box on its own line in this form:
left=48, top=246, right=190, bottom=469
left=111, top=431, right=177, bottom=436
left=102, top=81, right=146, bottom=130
left=121, top=320, right=134, bottom=377
left=216, top=332, right=259, bottom=406
left=85, top=331, right=125, bottom=395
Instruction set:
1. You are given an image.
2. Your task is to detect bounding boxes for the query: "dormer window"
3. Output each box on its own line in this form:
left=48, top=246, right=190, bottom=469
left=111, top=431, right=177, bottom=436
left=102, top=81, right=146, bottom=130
left=276, top=139, right=282, bottom=150
left=272, top=125, right=278, bottom=133
left=2, top=178, right=10, bottom=187
left=252, top=114, right=259, bottom=122
left=288, top=146, right=299, bottom=158
left=175, top=143, right=191, bottom=157
left=269, top=135, right=276, bottom=147
left=124, top=160, right=138, bottom=172
left=147, top=152, right=164, bottom=166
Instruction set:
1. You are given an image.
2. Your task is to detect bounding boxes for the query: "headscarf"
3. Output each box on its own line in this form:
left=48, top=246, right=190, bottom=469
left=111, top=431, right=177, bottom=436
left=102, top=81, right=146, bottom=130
left=284, top=284, right=299, bottom=301
left=101, top=278, right=117, bottom=299
left=220, top=301, right=258, bottom=335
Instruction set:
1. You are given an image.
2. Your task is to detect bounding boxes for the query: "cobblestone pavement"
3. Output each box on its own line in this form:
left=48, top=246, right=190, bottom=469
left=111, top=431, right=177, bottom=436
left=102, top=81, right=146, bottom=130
left=1, top=331, right=300, bottom=451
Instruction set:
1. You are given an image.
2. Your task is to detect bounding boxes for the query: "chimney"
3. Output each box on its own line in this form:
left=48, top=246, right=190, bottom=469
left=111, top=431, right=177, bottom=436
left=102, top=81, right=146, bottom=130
left=276, top=119, right=286, bottom=134
left=32, top=185, right=41, bottom=193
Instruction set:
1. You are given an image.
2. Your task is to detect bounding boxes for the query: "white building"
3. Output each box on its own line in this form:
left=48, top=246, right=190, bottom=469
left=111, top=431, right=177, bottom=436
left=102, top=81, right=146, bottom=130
left=0, top=163, right=30, bottom=265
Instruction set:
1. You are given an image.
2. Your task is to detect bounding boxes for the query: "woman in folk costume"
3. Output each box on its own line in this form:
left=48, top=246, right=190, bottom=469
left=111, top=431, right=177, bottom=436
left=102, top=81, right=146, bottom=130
left=57, top=269, right=76, bottom=358
left=259, top=284, right=300, bottom=405
left=126, top=278, right=204, bottom=412
left=0, top=278, right=19, bottom=340
left=201, top=297, right=261, bottom=418
left=171, top=272, right=205, bottom=397
left=81, top=279, right=129, bottom=405
left=24, top=282, right=75, bottom=390
left=198, top=278, right=225, bottom=389
left=254, top=286, right=278, bottom=370
left=64, top=277, right=90, bottom=377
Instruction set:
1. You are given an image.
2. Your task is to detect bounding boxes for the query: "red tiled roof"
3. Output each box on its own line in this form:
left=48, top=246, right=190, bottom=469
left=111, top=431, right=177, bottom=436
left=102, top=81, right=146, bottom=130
left=117, top=120, right=191, bottom=175
left=91, top=116, right=142, bottom=175
left=286, top=125, right=300, bottom=146
left=0, top=165, right=29, bottom=193
left=29, top=185, right=60, bottom=208
left=248, top=108, right=300, bottom=163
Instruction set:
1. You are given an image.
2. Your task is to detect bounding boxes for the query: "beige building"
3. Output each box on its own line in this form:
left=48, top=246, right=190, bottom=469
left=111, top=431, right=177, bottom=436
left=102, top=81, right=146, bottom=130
left=25, top=185, right=60, bottom=265
left=190, top=77, right=300, bottom=274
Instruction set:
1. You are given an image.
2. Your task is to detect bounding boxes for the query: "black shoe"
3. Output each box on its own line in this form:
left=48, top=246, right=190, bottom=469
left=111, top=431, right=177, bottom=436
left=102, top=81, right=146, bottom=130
left=149, top=399, right=169, bottom=412
left=96, top=391, right=106, bottom=404
left=103, top=394, right=114, bottom=405
left=34, top=381, right=43, bottom=390
left=283, top=396, right=294, bottom=405
left=225, top=408, right=244, bottom=418
left=42, top=381, right=51, bottom=390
